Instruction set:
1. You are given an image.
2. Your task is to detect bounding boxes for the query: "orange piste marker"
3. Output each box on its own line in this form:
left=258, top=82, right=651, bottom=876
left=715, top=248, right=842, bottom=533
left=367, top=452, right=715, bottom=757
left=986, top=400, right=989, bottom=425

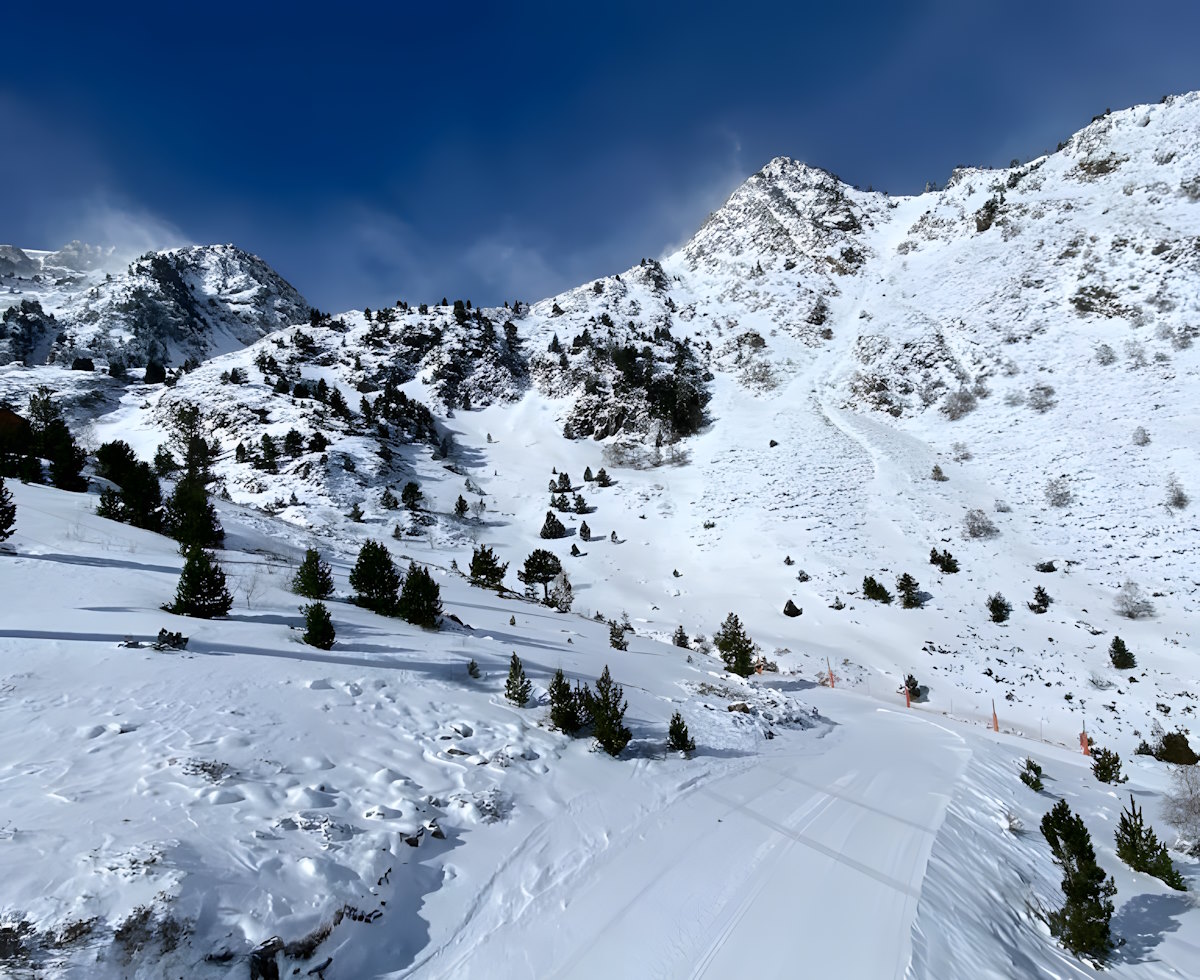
left=991, top=700, right=999, bottom=732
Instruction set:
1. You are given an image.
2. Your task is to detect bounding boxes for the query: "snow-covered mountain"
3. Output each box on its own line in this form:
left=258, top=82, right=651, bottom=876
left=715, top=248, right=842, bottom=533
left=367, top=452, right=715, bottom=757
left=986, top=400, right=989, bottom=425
left=2, top=91, right=1200, bottom=978
left=0, top=243, right=310, bottom=368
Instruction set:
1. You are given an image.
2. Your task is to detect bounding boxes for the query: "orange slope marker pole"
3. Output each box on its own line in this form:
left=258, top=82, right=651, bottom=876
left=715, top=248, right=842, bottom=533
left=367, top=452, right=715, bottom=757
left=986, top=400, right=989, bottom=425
left=905, top=683, right=911, bottom=708
left=992, top=700, right=999, bottom=733
left=827, top=658, right=835, bottom=689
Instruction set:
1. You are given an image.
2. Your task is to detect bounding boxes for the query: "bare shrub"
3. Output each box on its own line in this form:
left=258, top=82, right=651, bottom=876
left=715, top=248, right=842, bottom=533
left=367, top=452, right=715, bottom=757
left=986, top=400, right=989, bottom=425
left=1027, top=384, right=1057, bottom=413
left=941, top=388, right=978, bottom=420
left=930, top=464, right=949, bottom=482
left=1165, top=474, right=1189, bottom=511
left=994, top=499, right=1012, bottom=513
left=1163, top=764, right=1200, bottom=853
left=1094, top=343, right=1117, bottom=365
left=1004, top=390, right=1026, bottom=407
left=1131, top=426, right=1151, bottom=446
left=951, top=442, right=972, bottom=462
left=1045, top=476, right=1073, bottom=508
left=1114, top=579, right=1155, bottom=619
left=963, top=508, right=999, bottom=539
left=1125, top=339, right=1148, bottom=370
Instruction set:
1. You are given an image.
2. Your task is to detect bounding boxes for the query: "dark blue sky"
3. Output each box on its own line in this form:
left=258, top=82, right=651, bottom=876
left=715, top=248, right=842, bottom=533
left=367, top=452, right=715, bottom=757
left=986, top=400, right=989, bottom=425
left=3, top=2, right=1197, bottom=311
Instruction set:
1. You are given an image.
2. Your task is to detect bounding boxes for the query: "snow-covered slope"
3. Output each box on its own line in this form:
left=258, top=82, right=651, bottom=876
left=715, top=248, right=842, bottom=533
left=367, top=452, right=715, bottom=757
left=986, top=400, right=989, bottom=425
left=2, top=90, right=1200, bottom=977
left=0, top=243, right=310, bottom=368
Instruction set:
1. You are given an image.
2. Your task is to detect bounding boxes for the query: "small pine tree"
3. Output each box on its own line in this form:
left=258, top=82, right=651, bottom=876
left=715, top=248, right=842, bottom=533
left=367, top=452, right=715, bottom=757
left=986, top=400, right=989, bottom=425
left=987, top=593, right=1012, bottom=623
left=293, top=548, right=334, bottom=599
left=595, top=467, right=613, bottom=487
left=579, top=520, right=591, bottom=540
left=573, top=493, right=588, bottom=514
left=609, top=619, right=629, bottom=650
left=469, top=545, right=508, bottom=589
left=862, top=575, right=893, bottom=604
left=505, top=652, right=532, bottom=706
left=904, top=674, right=921, bottom=700
left=547, top=572, right=573, bottom=612
left=667, top=711, right=695, bottom=753
left=1029, top=584, right=1051, bottom=614
left=1109, top=636, right=1136, bottom=670
left=583, top=466, right=594, bottom=482
left=930, top=464, right=948, bottom=482
left=548, top=668, right=584, bottom=734
left=347, top=502, right=364, bottom=522
left=380, top=488, right=399, bottom=510
left=713, top=612, right=755, bottom=677
left=1091, top=748, right=1126, bottom=784
left=401, top=481, right=422, bottom=510
left=302, top=602, right=335, bottom=650
left=539, top=510, right=567, bottom=539
left=0, top=481, right=15, bottom=542
left=1041, top=799, right=1117, bottom=962
left=467, top=659, right=481, bottom=679
left=591, top=665, right=631, bottom=756
left=672, top=625, right=689, bottom=649
left=454, top=495, right=469, bottom=519
left=1115, top=795, right=1186, bottom=890
left=896, top=573, right=921, bottom=609
left=165, top=473, right=224, bottom=551
left=1020, top=757, right=1044, bottom=791
left=168, top=547, right=234, bottom=618
left=349, top=540, right=401, bottom=615
left=398, top=561, right=442, bottom=628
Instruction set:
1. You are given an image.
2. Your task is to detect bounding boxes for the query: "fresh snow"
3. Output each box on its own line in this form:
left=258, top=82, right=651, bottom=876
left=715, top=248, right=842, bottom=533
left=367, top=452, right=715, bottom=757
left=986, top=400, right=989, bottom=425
left=2, top=90, right=1200, bottom=977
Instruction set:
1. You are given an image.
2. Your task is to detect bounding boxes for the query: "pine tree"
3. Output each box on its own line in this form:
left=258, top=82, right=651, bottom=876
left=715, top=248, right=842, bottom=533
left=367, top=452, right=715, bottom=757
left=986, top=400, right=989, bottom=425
left=467, top=659, right=481, bottom=679
left=1091, top=748, right=1126, bottom=784
left=713, top=612, right=755, bottom=677
left=896, top=573, right=921, bottom=609
left=349, top=540, right=401, bottom=614
left=168, top=547, right=234, bottom=618
left=548, top=668, right=584, bottom=734
left=1029, top=585, right=1051, bottom=614
left=293, top=548, right=334, bottom=599
left=987, top=593, right=1012, bottom=623
left=518, top=549, right=562, bottom=600
left=1020, top=757, right=1044, bottom=791
left=398, top=561, right=442, bottom=628
left=583, top=466, right=594, bottom=482
left=540, top=510, right=567, bottom=539
left=573, top=493, right=588, bottom=514
left=469, top=545, right=508, bottom=589
left=401, top=481, right=422, bottom=510
left=596, top=467, right=613, bottom=487
left=454, top=495, right=469, bottom=519
left=579, top=520, right=591, bottom=540
left=505, top=652, right=532, bottom=706
left=672, top=625, right=689, bottom=649
left=0, top=480, right=15, bottom=542
left=1115, top=795, right=1186, bottom=890
left=609, top=619, right=629, bottom=650
left=1040, top=799, right=1117, bottom=962
left=1109, top=636, right=1136, bottom=670
left=165, top=472, right=224, bottom=550
left=302, top=602, right=336, bottom=650
left=667, top=711, right=695, bottom=753
left=862, top=575, right=893, bottom=604
left=592, top=665, right=631, bottom=756
left=380, top=488, right=399, bottom=510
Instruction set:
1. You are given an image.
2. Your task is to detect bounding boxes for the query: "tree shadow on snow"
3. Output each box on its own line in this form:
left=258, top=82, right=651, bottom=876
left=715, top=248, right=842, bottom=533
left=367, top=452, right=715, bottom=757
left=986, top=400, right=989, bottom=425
left=17, top=551, right=179, bottom=575
left=1112, top=891, right=1190, bottom=963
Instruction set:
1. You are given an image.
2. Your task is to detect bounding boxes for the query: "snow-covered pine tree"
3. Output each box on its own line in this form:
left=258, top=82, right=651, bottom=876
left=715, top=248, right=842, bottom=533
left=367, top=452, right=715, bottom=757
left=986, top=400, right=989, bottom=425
left=505, top=652, right=532, bottom=706
left=293, top=548, right=334, bottom=599
left=1109, top=636, right=1136, bottom=669
left=548, top=668, right=584, bottom=734
left=896, top=573, right=921, bottom=609
left=168, top=547, right=234, bottom=618
left=672, top=625, right=689, bottom=648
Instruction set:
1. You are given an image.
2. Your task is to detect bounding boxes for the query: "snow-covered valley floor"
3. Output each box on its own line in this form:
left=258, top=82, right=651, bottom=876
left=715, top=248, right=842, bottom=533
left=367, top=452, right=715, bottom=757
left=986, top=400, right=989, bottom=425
left=2, top=478, right=1198, bottom=979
